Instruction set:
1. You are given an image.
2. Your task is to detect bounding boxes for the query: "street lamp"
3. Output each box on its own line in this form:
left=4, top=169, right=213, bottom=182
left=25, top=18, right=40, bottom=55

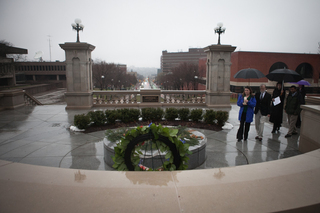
left=71, top=19, right=84, bottom=43
left=111, top=79, right=114, bottom=90
left=194, top=75, right=198, bottom=90
left=214, top=22, right=226, bottom=45
left=101, top=75, right=105, bottom=90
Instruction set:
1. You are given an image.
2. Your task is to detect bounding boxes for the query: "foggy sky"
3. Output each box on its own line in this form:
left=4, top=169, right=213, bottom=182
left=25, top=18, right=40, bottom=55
left=1, top=0, right=319, bottom=68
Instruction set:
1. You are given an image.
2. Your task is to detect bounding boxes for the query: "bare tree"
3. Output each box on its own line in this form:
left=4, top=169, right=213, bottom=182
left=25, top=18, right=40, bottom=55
left=92, top=60, right=137, bottom=90
left=157, top=62, right=199, bottom=90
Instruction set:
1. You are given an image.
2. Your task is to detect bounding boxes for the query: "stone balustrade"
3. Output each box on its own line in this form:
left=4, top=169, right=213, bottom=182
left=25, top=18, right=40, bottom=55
left=93, top=90, right=206, bottom=107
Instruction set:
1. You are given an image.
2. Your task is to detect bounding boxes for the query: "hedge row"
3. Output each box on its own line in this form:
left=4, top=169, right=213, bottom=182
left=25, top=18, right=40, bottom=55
left=73, top=108, right=229, bottom=130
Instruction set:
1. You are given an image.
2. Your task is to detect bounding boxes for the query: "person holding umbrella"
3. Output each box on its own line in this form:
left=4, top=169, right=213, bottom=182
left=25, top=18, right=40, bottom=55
left=270, top=82, right=286, bottom=133
left=236, top=86, right=256, bottom=142
left=266, top=68, right=303, bottom=133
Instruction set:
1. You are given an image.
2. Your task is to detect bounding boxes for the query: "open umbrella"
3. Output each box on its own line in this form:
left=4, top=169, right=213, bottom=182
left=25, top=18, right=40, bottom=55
left=234, top=68, right=265, bottom=79
left=234, top=68, right=265, bottom=85
left=266, top=68, right=302, bottom=83
left=289, top=80, right=311, bottom=86
left=266, top=68, right=303, bottom=90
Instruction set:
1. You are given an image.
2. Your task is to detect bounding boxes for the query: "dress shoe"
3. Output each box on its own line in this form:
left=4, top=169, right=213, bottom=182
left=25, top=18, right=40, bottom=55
left=292, top=132, right=298, bottom=135
left=285, top=134, right=292, bottom=138
left=255, top=136, right=259, bottom=139
left=237, top=139, right=242, bottom=142
left=271, top=130, right=276, bottom=133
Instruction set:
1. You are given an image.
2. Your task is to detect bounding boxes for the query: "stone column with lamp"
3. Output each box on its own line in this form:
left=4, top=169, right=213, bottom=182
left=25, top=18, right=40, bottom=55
left=59, top=19, right=95, bottom=109
left=205, top=23, right=236, bottom=108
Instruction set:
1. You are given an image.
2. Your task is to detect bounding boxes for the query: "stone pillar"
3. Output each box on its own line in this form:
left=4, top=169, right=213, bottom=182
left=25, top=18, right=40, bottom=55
left=204, top=45, right=236, bottom=108
left=59, top=42, right=95, bottom=109
left=57, top=75, right=60, bottom=81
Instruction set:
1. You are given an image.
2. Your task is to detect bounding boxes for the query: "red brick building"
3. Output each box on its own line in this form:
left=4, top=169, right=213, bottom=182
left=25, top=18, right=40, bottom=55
left=198, top=51, right=320, bottom=93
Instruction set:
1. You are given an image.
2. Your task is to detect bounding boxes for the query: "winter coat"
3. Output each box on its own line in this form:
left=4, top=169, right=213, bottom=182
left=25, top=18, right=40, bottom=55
left=285, top=92, right=301, bottom=115
left=254, top=91, right=272, bottom=116
left=237, top=94, right=256, bottom=123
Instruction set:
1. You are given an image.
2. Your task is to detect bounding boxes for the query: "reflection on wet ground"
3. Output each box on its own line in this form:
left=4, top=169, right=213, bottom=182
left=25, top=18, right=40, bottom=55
left=0, top=104, right=301, bottom=170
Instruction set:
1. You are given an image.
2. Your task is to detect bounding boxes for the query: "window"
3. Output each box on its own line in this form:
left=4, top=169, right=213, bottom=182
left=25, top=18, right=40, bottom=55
left=296, top=63, right=313, bottom=78
left=269, top=62, right=288, bottom=73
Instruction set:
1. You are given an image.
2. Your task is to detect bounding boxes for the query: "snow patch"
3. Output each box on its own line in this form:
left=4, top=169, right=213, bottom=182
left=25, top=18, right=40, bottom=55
left=70, top=125, right=85, bottom=132
left=222, top=122, right=233, bottom=130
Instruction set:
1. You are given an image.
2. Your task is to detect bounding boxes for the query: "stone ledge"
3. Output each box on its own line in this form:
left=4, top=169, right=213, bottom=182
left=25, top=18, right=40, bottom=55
left=1, top=149, right=320, bottom=212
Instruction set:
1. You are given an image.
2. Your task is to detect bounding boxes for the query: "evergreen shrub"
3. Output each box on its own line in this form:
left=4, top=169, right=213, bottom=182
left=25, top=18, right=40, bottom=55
left=87, top=111, right=106, bottom=126
left=204, top=110, right=217, bottom=124
left=165, top=108, right=178, bottom=121
left=74, top=114, right=90, bottom=129
left=216, top=111, right=229, bottom=126
left=189, top=109, right=203, bottom=122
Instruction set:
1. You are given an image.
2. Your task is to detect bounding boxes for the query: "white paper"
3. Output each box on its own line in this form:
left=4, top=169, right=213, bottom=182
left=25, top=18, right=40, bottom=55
left=273, top=96, right=281, bottom=106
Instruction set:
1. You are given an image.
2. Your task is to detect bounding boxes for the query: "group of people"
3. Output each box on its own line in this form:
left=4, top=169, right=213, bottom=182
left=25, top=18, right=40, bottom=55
left=236, top=83, right=305, bottom=142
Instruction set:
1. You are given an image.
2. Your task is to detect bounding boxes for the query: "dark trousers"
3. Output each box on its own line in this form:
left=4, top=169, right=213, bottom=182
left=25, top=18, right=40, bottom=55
left=296, top=114, right=301, bottom=128
left=237, top=112, right=251, bottom=140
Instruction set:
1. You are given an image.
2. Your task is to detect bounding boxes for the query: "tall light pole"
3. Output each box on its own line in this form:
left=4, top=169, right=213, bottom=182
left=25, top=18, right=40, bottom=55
left=71, top=19, right=84, bottom=43
left=101, top=75, right=105, bottom=90
left=214, top=23, right=226, bottom=45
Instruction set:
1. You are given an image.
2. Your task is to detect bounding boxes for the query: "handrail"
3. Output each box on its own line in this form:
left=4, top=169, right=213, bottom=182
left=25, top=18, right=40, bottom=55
left=23, top=90, right=43, bottom=106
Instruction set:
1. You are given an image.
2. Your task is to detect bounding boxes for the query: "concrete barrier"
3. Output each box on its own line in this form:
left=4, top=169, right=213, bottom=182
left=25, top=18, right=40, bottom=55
left=1, top=149, right=320, bottom=212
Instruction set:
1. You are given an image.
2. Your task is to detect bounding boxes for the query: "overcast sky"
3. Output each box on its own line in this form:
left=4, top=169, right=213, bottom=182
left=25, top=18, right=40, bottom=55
left=1, top=0, right=319, bottom=68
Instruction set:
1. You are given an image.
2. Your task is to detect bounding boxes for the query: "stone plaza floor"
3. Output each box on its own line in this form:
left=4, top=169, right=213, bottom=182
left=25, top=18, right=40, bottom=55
left=0, top=104, right=301, bottom=170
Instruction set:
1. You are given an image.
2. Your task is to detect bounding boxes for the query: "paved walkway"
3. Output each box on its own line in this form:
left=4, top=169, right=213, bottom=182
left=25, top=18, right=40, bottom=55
left=0, top=105, right=301, bottom=170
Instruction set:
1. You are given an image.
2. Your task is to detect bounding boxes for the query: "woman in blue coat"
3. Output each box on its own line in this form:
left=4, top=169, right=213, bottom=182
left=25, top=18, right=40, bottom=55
left=237, top=86, right=256, bottom=142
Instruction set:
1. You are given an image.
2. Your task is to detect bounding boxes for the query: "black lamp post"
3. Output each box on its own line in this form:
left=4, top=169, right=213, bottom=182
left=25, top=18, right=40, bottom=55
left=71, top=19, right=84, bottom=43
left=214, top=23, right=226, bottom=45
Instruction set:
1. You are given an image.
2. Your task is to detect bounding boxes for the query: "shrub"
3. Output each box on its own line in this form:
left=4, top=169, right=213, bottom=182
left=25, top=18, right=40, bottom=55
left=129, top=108, right=140, bottom=122
left=165, top=108, right=178, bottom=121
left=178, top=108, right=190, bottom=121
left=216, top=111, right=229, bottom=126
left=204, top=110, right=217, bottom=124
left=141, top=108, right=164, bottom=121
left=117, top=108, right=140, bottom=123
left=105, top=110, right=118, bottom=125
left=87, top=111, right=106, bottom=126
left=74, top=114, right=90, bottom=129
left=189, top=109, right=203, bottom=122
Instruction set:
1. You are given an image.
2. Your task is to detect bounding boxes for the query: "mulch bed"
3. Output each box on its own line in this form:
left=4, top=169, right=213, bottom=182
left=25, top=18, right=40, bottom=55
left=83, top=120, right=222, bottom=133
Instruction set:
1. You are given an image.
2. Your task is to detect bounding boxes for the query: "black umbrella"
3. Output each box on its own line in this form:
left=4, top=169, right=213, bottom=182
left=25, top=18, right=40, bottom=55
left=266, top=68, right=303, bottom=83
left=234, top=68, right=265, bottom=85
left=234, top=68, right=265, bottom=79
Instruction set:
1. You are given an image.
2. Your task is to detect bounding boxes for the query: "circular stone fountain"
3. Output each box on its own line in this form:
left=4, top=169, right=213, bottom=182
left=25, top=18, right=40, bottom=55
left=104, top=128, right=207, bottom=170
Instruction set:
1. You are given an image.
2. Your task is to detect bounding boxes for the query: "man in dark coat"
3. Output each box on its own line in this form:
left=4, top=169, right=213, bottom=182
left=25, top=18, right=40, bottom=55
left=284, top=85, right=301, bottom=138
left=254, top=84, right=272, bottom=141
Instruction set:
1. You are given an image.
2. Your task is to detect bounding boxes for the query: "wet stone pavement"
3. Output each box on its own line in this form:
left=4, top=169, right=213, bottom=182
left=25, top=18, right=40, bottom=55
left=0, top=105, right=301, bottom=170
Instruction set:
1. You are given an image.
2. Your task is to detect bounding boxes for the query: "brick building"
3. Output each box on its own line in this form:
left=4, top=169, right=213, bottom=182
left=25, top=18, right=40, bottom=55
left=198, top=51, right=320, bottom=93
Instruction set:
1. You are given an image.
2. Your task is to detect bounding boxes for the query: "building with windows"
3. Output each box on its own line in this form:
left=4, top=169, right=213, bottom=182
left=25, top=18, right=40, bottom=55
left=229, top=51, right=320, bottom=93
left=161, top=48, right=206, bottom=73
left=197, top=51, right=320, bottom=93
left=14, top=61, right=66, bottom=86
left=0, top=43, right=27, bottom=86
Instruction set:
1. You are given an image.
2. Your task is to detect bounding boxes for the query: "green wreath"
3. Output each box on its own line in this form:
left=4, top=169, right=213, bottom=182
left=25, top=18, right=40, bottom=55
left=112, top=123, right=192, bottom=171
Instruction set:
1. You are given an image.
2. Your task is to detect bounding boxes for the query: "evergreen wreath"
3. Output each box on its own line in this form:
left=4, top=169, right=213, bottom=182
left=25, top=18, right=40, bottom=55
left=112, top=123, right=192, bottom=171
